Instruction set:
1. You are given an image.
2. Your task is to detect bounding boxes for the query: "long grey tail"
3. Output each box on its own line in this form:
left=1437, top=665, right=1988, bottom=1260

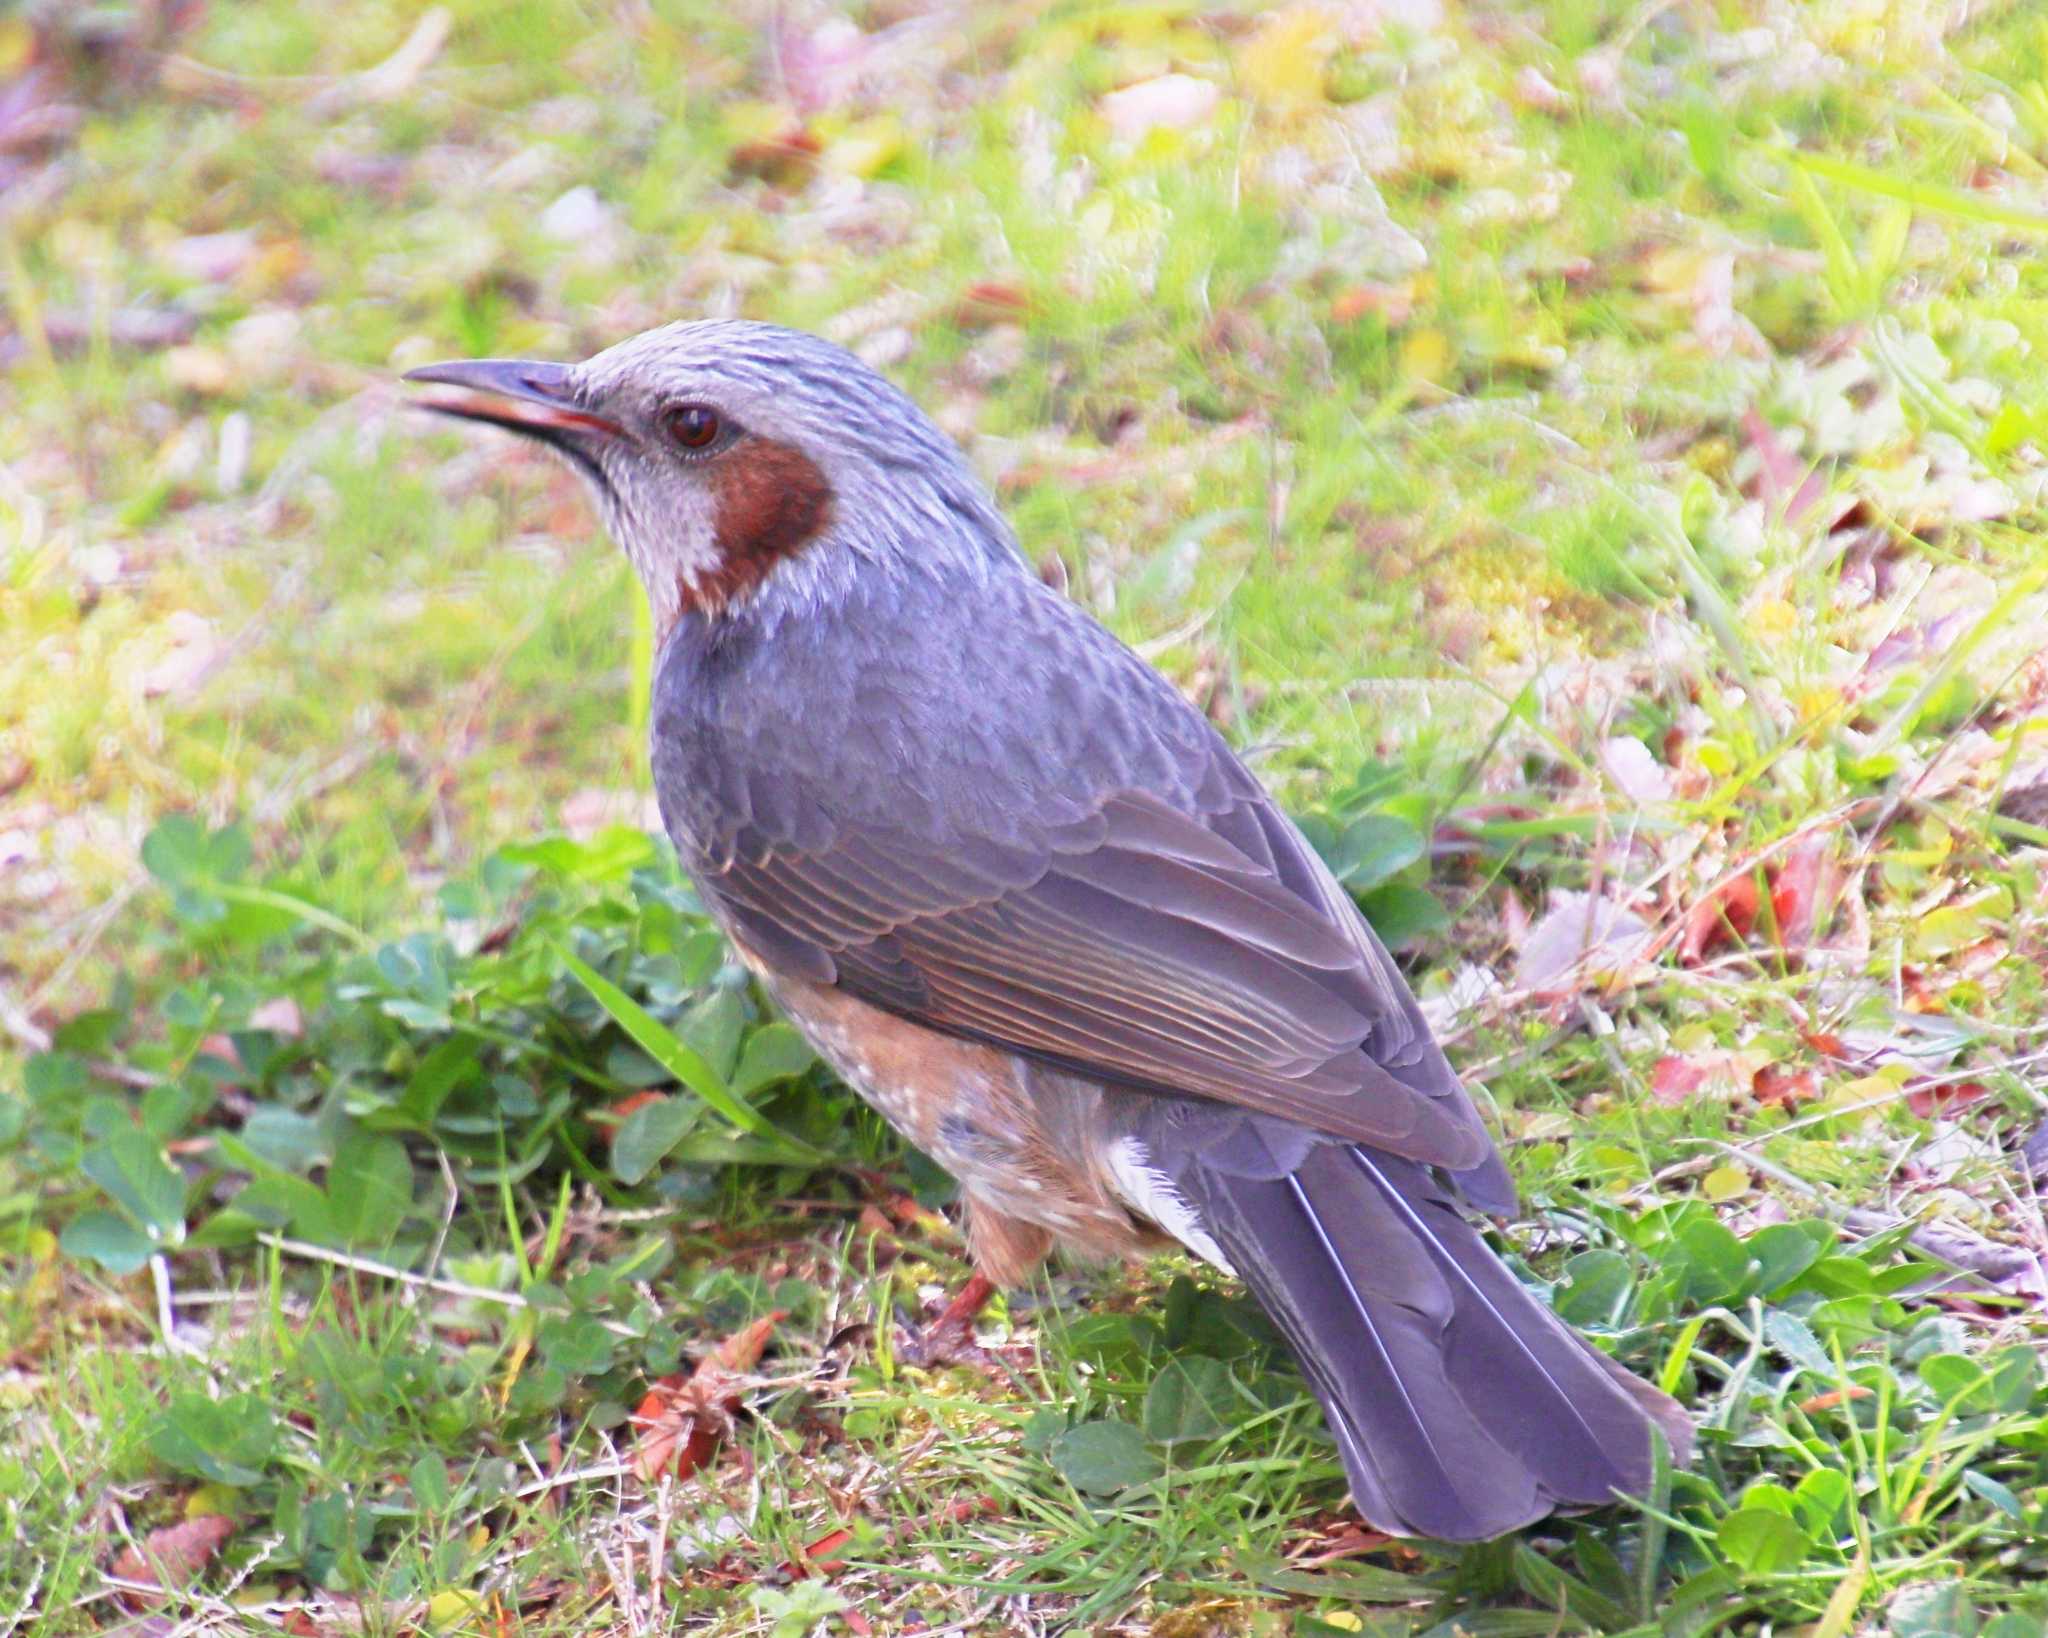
left=1167, top=1138, right=1693, bottom=1542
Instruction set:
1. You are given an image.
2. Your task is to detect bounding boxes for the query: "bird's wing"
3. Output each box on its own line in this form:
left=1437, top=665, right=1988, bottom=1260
left=704, top=784, right=1489, bottom=1170
left=655, top=571, right=1504, bottom=1180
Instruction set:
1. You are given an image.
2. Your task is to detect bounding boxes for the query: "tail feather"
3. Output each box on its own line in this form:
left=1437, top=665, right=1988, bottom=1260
left=1167, top=1136, right=1691, bottom=1541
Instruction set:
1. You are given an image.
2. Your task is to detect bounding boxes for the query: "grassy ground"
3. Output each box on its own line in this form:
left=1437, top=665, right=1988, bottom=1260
left=6, top=0, right=2048, bottom=1631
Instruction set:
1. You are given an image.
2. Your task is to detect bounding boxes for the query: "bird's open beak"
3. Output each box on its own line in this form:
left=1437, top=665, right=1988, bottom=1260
left=402, top=358, right=624, bottom=448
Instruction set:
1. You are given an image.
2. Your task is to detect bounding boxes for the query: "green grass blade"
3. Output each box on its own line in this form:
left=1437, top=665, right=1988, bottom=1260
left=556, top=944, right=825, bottom=1162
left=1783, top=148, right=2048, bottom=233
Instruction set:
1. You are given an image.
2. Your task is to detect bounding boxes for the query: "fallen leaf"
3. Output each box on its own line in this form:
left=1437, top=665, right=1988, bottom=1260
left=111, top=1513, right=235, bottom=1598
left=1651, top=1055, right=1710, bottom=1104
left=729, top=124, right=821, bottom=185
left=1650, top=1049, right=1769, bottom=1105
left=1913, top=886, right=2012, bottom=961
left=1239, top=7, right=1336, bottom=106
left=1741, top=406, right=1828, bottom=523
left=1576, top=48, right=1621, bottom=104
left=1753, top=1065, right=1821, bottom=1109
left=600, top=1089, right=668, bottom=1127
left=778, top=14, right=868, bottom=114
left=1397, top=327, right=1451, bottom=385
left=1702, top=1162, right=1750, bottom=1201
left=138, top=611, right=221, bottom=698
left=1512, top=65, right=1572, bottom=114
left=784, top=1525, right=856, bottom=1579
left=1770, top=836, right=1839, bottom=953
left=631, top=1311, right=783, bottom=1483
left=1516, top=890, right=1651, bottom=991
left=951, top=281, right=1032, bottom=329
left=1824, top=1071, right=1908, bottom=1125
left=1691, top=253, right=1767, bottom=359
left=1600, top=735, right=1672, bottom=804
left=1905, top=1079, right=1991, bottom=1120
left=1100, top=73, right=1219, bottom=138
left=1330, top=282, right=1413, bottom=326
left=162, top=344, right=235, bottom=395
left=822, top=113, right=902, bottom=179
left=878, top=1188, right=951, bottom=1238
left=1681, top=875, right=1760, bottom=963
left=424, top=1590, right=484, bottom=1631
left=1291, top=1516, right=1398, bottom=1564
left=539, top=184, right=610, bottom=242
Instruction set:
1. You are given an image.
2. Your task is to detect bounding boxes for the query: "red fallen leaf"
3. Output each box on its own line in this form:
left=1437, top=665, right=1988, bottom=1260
left=1651, top=1056, right=1713, bottom=1105
left=1753, top=1065, right=1821, bottom=1109
left=596, top=1089, right=668, bottom=1134
left=1741, top=406, right=1826, bottom=524
left=729, top=126, right=821, bottom=184
left=772, top=1500, right=1003, bottom=1588
left=111, top=1513, right=235, bottom=1598
left=1770, top=836, right=1838, bottom=953
left=783, top=1525, right=857, bottom=1579
left=1330, top=283, right=1414, bottom=326
left=1680, top=875, right=1760, bottom=963
left=1906, top=1079, right=1991, bottom=1120
left=1801, top=1030, right=1850, bottom=1060
left=879, top=1189, right=952, bottom=1238
left=1296, top=1520, right=1398, bottom=1564
left=1742, top=407, right=1801, bottom=504
left=938, top=1495, right=1003, bottom=1527
left=477, top=916, right=521, bottom=953
left=951, top=281, right=1032, bottom=329
left=631, top=1311, right=784, bottom=1483
left=1900, top=968, right=1945, bottom=1013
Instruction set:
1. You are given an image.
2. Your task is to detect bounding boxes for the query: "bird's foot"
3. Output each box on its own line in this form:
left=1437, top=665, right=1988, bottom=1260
left=895, top=1272, right=1002, bottom=1371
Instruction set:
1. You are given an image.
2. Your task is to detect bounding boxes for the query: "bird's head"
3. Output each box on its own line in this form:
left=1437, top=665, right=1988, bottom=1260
left=406, top=320, right=1011, bottom=633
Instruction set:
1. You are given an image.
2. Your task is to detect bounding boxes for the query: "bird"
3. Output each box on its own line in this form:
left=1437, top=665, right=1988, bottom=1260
left=405, top=321, right=1693, bottom=1541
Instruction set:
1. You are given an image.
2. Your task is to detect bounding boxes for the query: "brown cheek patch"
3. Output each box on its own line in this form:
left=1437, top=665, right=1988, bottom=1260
left=683, top=435, right=835, bottom=616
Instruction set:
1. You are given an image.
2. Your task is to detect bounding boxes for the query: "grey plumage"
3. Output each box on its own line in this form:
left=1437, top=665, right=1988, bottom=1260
left=406, top=320, right=1694, bottom=1542
left=651, top=560, right=1513, bottom=1192
left=1125, top=1099, right=1692, bottom=1537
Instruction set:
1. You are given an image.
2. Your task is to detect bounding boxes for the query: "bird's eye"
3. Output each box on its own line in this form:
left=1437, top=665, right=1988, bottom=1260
left=665, top=404, right=721, bottom=451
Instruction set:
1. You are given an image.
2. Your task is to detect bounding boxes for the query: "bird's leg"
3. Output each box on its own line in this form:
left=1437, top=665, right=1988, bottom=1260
left=895, top=1202, right=1048, bottom=1373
